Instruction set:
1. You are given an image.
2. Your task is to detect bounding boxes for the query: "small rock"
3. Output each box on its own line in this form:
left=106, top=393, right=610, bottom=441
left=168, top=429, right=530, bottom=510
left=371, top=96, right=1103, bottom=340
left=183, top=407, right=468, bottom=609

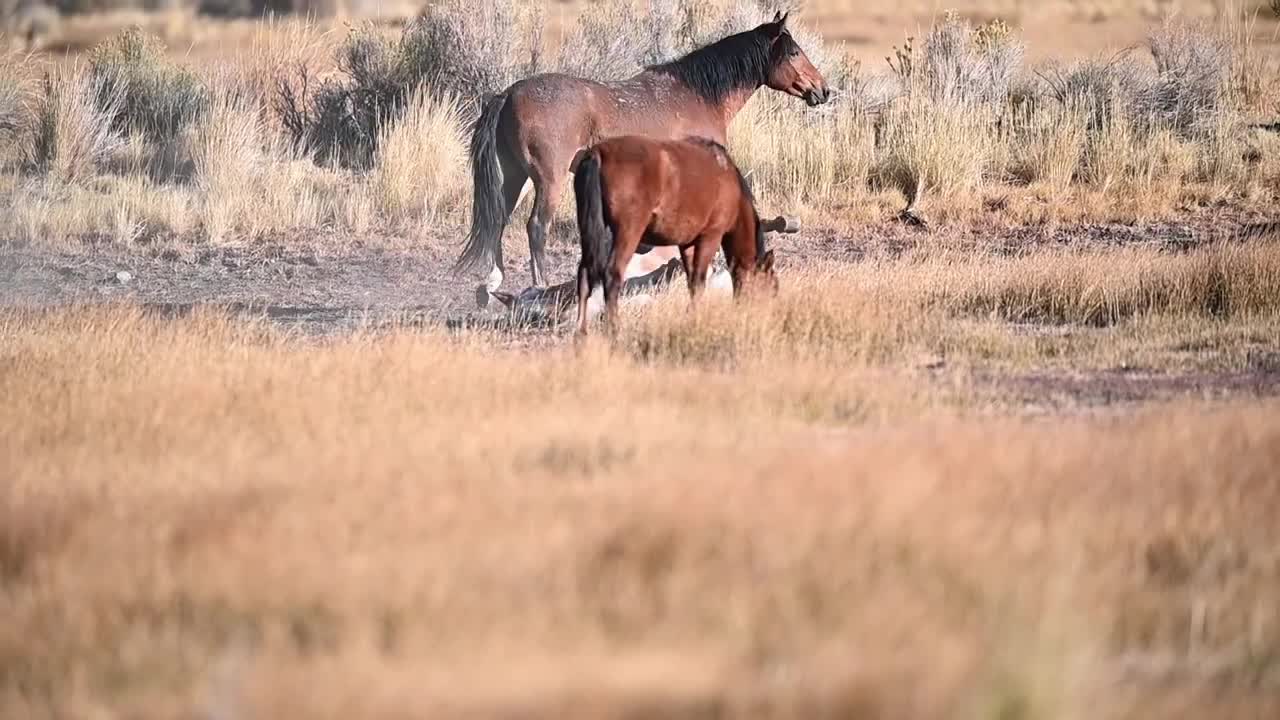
left=115, top=271, right=133, bottom=284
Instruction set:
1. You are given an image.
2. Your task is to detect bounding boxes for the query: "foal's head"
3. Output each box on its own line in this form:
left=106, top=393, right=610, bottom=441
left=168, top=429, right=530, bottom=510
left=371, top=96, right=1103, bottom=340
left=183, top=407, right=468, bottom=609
left=732, top=245, right=779, bottom=299
left=760, top=12, right=830, bottom=107
left=752, top=248, right=780, bottom=297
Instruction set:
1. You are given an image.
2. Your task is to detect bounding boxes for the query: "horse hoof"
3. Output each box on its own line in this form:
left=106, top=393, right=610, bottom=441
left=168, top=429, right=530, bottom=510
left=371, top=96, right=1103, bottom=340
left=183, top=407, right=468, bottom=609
left=762, top=215, right=800, bottom=234
left=475, top=284, right=490, bottom=309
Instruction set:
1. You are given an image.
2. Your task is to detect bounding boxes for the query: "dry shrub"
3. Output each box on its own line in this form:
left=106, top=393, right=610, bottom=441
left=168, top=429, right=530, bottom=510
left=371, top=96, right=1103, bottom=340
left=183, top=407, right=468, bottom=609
left=1195, top=111, right=1250, bottom=192
left=278, top=3, right=541, bottom=168
left=1037, top=51, right=1149, bottom=134
left=2, top=172, right=197, bottom=246
left=401, top=0, right=543, bottom=104
left=25, top=64, right=121, bottom=184
left=555, top=0, right=691, bottom=80
left=870, top=14, right=1023, bottom=208
left=913, top=12, right=1024, bottom=108
left=372, top=89, right=467, bottom=224
left=88, top=27, right=207, bottom=145
left=1145, top=19, right=1231, bottom=137
left=221, top=17, right=335, bottom=136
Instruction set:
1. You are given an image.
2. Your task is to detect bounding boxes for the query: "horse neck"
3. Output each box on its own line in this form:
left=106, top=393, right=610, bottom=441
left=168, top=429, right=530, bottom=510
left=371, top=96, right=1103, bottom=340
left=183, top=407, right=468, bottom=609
left=719, top=86, right=761, bottom=127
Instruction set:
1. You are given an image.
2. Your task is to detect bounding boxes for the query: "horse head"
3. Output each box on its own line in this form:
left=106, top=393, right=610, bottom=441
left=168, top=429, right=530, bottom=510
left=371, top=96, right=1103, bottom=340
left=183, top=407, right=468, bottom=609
left=760, top=12, right=831, bottom=107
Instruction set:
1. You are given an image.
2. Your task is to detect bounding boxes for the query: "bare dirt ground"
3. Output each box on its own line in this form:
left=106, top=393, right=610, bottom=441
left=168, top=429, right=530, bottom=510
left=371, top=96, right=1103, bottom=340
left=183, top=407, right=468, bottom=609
left=5, top=214, right=1279, bottom=413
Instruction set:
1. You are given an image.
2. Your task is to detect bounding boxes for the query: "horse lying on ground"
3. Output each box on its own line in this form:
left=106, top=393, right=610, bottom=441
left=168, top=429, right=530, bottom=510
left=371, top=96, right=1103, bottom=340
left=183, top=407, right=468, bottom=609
left=573, top=135, right=778, bottom=337
left=480, top=216, right=798, bottom=324
left=452, top=10, right=829, bottom=296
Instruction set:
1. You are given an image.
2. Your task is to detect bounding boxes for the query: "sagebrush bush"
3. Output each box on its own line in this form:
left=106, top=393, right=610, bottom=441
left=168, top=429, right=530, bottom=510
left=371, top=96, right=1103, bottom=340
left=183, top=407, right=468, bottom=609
left=278, top=1, right=543, bottom=169
left=887, top=12, right=1024, bottom=110
left=26, top=65, right=122, bottom=183
left=557, top=0, right=709, bottom=80
left=88, top=28, right=207, bottom=145
left=1145, top=20, right=1231, bottom=137
left=400, top=0, right=543, bottom=102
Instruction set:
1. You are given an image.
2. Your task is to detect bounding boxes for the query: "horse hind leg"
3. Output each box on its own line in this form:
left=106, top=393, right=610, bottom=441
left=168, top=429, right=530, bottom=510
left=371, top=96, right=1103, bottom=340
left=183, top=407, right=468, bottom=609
left=525, top=158, right=568, bottom=289
left=603, top=225, right=644, bottom=337
left=476, top=169, right=530, bottom=308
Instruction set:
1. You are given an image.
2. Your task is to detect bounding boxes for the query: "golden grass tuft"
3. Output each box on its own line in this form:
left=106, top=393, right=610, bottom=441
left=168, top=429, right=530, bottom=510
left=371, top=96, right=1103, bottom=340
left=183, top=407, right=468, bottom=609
left=372, top=89, right=469, bottom=225
left=25, top=63, right=121, bottom=184
left=875, top=95, right=994, bottom=209
left=188, top=83, right=266, bottom=242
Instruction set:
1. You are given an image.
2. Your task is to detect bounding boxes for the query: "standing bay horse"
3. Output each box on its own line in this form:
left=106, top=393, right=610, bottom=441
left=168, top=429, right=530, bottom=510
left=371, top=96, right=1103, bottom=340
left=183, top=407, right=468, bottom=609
left=573, top=135, right=778, bottom=337
left=453, top=11, right=829, bottom=298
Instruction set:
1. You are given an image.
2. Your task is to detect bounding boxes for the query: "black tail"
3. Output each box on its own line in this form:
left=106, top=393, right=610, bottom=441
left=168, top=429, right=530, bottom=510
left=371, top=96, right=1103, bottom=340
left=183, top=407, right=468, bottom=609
left=574, top=150, right=611, bottom=287
left=454, top=92, right=509, bottom=277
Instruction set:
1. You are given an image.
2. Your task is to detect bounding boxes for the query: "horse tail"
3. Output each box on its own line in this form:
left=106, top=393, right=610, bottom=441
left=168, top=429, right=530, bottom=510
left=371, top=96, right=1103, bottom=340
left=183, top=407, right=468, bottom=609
left=574, top=148, right=611, bottom=286
left=454, top=91, right=509, bottom=277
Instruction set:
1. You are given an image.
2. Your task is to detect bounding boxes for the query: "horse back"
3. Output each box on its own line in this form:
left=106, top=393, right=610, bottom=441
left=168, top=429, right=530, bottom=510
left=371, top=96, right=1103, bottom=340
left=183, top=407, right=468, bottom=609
left=504, top=73, right=728, bottom=167
left=592, top=136, right=745, bottom=244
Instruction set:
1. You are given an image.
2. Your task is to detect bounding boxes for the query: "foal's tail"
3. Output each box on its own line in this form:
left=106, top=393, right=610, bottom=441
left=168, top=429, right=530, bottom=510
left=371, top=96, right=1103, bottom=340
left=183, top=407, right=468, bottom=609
left=453, top=92, right=509, bottom=277
left=574, top=149, right=611, bottom=286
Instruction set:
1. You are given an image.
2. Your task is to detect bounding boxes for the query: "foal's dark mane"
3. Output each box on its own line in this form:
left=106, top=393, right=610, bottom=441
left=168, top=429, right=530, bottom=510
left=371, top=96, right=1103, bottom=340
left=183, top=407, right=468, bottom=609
left=683, top=136, right=767, bottom=260
left=646, top=23, right=797, bottom=105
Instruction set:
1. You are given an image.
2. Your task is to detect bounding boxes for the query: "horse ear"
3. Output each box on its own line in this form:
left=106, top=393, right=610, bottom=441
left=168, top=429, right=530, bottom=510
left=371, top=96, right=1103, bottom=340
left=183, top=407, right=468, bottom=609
left=763, top=10, right=788, bottom=38
left=759, top=249, right=776, bottom=273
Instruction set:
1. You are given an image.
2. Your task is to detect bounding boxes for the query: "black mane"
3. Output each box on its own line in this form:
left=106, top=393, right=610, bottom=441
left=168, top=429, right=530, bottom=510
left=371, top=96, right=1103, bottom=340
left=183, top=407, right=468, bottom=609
left=647, top=25, right=797, bottom=105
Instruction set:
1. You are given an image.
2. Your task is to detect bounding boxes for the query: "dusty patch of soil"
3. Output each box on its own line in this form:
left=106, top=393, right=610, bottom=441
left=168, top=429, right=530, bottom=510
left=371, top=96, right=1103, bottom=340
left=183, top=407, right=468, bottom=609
left=984, top=366, right=1280, bottom=416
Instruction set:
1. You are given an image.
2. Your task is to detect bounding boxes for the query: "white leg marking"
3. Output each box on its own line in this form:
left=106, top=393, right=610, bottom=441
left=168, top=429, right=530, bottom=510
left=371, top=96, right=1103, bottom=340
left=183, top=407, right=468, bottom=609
left=485, top=265, right=505, bottom=293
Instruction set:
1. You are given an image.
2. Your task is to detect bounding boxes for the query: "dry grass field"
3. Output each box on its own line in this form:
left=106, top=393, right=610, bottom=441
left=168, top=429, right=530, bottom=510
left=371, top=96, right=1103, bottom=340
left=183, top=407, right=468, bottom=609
left=3, top=0, right=1280, bottom=718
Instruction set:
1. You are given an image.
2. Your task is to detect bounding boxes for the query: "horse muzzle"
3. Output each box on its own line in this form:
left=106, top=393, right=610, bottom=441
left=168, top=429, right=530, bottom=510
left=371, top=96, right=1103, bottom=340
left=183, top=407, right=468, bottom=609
left=804, top=87, right=831, bottom=107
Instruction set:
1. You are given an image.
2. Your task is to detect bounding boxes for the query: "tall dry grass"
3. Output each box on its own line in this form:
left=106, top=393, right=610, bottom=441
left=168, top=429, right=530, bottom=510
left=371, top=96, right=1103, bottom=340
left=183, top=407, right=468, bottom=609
left=371, top=89, right=468, bottom=225
left=615, top=239, right=1280, bottom=373
left=1, top=298, right=1278, bottom=718
left=24, top=62, right=121, bottom=184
